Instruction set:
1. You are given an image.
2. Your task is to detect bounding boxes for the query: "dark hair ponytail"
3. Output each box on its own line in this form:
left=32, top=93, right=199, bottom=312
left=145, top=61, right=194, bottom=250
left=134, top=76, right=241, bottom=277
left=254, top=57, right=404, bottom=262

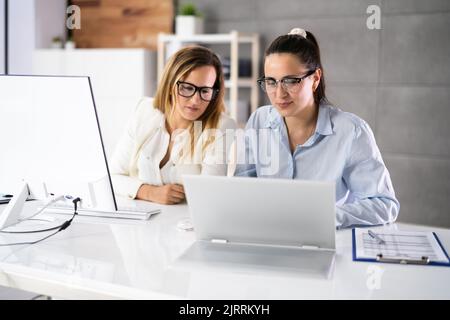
left=265, top=30, right=327, bottom=105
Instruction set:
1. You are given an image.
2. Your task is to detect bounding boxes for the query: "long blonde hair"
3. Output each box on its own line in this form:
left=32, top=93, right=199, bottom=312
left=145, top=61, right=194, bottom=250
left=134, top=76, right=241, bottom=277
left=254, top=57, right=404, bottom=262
left=153, top=46, right=225, bottom=158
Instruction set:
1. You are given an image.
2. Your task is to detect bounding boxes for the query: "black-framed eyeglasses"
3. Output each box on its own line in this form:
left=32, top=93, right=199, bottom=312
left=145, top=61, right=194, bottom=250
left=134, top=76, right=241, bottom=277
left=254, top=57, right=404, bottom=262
left=176, top=81, right=218, bottom=102
left=257, top=69, right=316, bottom=93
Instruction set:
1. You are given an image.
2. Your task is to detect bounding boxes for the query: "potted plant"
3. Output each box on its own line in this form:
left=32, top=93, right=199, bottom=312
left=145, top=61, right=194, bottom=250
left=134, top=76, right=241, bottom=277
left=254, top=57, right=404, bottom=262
left=51, top=36, right=63, bottom=49
left=175, top=2, right=204, bottom=36
left=65, top=35, right=76, bottom=50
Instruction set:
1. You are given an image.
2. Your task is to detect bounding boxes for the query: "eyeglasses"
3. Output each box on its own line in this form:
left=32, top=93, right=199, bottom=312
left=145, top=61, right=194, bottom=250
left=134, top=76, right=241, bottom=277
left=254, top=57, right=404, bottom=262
left=176, top=81, right=218, bottom=102
left=257, top=69, right=316, bottom=94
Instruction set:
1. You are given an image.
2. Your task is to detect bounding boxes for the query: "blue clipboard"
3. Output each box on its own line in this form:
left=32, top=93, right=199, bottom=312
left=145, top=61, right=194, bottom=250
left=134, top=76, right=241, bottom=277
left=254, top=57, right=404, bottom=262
left=352, top=228, right=450, bottom=267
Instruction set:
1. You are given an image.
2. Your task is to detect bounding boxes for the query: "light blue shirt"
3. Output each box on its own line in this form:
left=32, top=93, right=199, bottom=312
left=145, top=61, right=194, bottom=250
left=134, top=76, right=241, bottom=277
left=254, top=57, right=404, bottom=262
left=234, top=103, right=400, bottom=229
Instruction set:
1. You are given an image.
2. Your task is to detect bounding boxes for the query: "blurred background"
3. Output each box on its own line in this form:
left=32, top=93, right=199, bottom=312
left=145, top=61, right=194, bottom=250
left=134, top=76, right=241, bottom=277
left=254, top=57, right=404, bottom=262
left=1, top=0, right=449, bottom=230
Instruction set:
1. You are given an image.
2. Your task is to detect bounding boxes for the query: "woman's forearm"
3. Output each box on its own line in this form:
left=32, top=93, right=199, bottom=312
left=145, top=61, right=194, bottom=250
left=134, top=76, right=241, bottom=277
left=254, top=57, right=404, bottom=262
left=136, top=184, right=158, bottom=201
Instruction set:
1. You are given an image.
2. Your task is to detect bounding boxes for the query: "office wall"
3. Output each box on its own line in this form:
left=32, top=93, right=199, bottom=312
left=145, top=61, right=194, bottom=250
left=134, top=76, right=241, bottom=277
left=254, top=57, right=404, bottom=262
left=35, top=0, right=66, bottom=49
left=7, top=0, right=66, bottom=74
left=180, top=0, right=450, bottom=228
left=8, top=0, right=35, bottom=74
left=0, top=0, right=4, bottom=74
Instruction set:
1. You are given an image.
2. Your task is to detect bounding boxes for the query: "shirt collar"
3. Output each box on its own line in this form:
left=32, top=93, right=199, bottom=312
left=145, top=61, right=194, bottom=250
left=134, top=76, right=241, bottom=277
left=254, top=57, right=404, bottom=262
left=264, top=103, right=334, bottom=136
left=315, top=103, right=334, bottom=136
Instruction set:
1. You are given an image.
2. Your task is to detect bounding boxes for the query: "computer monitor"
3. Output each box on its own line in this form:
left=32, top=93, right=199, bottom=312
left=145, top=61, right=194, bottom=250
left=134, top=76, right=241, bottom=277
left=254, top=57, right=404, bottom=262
left=0, top=75, right=156, bottom=227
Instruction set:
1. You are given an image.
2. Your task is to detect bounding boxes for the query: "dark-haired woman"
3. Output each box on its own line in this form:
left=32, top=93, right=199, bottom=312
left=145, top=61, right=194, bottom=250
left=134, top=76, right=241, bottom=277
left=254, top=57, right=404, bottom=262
left=234, top=28, right=399, bottom=229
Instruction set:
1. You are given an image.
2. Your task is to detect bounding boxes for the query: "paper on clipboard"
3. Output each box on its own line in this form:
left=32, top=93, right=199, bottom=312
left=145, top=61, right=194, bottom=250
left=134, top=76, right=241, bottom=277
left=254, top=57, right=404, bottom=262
left=354, top=229, right=449, bottom=263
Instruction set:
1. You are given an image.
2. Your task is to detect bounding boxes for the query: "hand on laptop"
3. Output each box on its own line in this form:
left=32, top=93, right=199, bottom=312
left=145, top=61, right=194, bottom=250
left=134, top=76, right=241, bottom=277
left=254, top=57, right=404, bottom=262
left=137, top=183, right=185, bottom=205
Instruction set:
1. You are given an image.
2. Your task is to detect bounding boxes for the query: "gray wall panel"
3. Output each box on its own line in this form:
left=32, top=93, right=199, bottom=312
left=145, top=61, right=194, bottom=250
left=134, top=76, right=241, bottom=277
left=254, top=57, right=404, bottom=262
left=377, top=87, right=450, bottom=157
left=385, top=155, right=450, bottom=227
left=380, top=13, right=450, bottom=85
left=383, top=0, right=450, bottom=14
left=327, top=85, right=377, bottom=131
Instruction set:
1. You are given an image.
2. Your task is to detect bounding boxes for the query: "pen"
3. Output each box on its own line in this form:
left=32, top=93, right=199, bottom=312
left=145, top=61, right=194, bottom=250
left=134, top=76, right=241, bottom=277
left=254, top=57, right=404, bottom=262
left=368, top=230, right=386, bottom=245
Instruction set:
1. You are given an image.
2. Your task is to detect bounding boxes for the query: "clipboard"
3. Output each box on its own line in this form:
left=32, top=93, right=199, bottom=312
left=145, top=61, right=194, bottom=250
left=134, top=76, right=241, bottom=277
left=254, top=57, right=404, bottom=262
left=352, top=228, right=450, bottom=267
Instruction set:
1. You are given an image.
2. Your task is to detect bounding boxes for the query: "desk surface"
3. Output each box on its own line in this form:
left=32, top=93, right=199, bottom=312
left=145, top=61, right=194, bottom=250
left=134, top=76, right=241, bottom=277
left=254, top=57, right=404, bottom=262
left=1, top=202, right=449, bottom=299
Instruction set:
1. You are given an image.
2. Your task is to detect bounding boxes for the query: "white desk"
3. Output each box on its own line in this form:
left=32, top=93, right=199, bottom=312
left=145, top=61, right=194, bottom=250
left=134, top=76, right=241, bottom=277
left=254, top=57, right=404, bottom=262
left=1, top=202, right=449, bottom=299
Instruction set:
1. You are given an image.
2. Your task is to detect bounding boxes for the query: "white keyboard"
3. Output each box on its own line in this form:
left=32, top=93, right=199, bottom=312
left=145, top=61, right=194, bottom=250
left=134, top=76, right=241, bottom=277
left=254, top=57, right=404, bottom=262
left=115, top=198, right=162, bottom=215
left=44, top=198, right=162, bottom=220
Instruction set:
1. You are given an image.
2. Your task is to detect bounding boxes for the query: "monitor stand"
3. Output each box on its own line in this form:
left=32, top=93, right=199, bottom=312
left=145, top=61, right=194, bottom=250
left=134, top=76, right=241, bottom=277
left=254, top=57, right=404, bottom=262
left=0, top=182, right=29, bottom=229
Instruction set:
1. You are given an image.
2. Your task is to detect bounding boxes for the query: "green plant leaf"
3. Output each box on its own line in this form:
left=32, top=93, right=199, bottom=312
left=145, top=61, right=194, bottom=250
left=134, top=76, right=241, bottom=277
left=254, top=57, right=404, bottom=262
left=179, top=2, right=199, bottom=16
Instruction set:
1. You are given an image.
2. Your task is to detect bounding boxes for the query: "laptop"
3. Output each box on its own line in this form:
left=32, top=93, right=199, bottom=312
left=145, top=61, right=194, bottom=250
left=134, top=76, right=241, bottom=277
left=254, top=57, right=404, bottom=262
left=177, top=175, right=337, bottom=277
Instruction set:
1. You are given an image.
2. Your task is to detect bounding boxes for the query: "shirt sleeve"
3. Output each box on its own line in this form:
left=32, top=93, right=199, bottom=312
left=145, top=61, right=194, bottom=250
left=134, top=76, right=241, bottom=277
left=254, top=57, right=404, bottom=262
left=109, top=99, right=147, bottom=199
left=234, top=112, right=258, bottom=177
left=336, top=120, right=400, bottom=229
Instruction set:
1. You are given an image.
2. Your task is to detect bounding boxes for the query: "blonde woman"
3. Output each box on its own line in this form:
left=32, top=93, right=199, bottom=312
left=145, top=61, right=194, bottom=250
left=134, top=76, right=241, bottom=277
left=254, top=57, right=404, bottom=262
left=110, top=46, right=236, bottom=205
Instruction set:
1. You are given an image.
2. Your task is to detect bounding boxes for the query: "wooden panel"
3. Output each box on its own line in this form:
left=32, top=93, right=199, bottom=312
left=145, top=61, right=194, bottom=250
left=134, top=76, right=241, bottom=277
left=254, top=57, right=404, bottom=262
left=72, top=0, right=173, bottom=50
left=72, top=0, right=101, bottom=7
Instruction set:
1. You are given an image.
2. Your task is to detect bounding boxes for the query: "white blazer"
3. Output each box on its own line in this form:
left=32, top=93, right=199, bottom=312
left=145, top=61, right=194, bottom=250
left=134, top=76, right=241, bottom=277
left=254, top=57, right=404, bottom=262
left=109, top=97, right=237, bottom=199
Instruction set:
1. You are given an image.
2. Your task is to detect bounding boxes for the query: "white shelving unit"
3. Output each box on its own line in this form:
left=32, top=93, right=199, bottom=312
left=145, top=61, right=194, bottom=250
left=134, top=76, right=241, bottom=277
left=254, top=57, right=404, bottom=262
left=157, top=31, right=260, bottom=123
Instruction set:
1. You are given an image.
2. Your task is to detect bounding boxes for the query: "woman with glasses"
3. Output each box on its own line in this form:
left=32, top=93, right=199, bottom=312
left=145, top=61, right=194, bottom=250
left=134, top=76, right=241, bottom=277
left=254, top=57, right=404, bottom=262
left=234, top=28, right=399, bottom=228
left=110, top=46, right=236, bottom=205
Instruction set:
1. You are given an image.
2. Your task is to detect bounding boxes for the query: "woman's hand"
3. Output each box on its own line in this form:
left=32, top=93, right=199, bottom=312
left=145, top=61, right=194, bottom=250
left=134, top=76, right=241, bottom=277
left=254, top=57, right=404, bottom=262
left=137, top=184, right=185, bottom=205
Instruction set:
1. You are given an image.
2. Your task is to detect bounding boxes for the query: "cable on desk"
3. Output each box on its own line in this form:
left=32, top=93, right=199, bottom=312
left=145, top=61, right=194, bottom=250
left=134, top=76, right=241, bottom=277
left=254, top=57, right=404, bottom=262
left=17, top=195, right=67, bottom=223
left=0, top=198, right=80, bottom=247
left=0, top=222, right=66, bottom=234
left=0, top=195, right=67, bottom=232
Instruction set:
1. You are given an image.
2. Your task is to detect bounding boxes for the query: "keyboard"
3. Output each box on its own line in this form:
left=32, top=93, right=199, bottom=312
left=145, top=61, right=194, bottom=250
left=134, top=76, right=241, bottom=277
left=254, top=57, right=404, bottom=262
left=44, top=198, right=162, bottom=220
left=115, top=198, right=163, bottom=215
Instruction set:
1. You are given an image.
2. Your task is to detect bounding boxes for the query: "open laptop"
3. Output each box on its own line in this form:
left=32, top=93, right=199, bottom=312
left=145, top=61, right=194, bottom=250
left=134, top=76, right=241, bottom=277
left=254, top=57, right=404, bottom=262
left=178, top=175, right=337, bottom=277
